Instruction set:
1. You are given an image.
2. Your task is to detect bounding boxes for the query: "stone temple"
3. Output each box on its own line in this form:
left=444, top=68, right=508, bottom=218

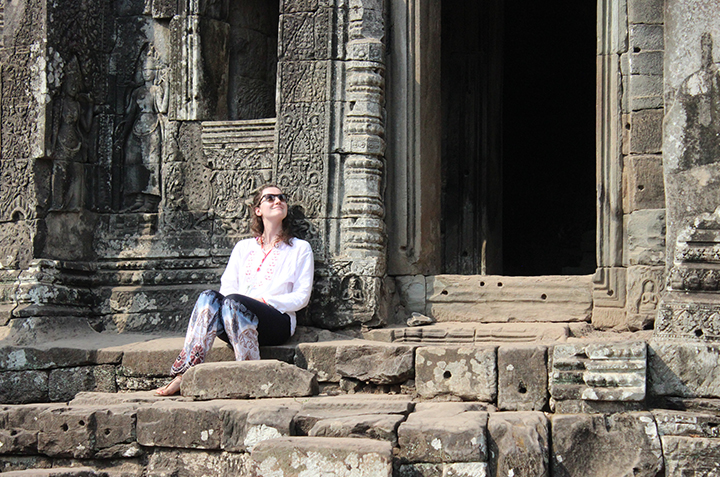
left=1, top=0, right=720, bottom=475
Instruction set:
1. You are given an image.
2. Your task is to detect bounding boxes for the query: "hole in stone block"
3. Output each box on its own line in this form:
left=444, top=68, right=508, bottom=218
left=607, top=289, right=614, bottom=296
left=441, top=290, right=448, bottom=295
left=78, top=420, right=85, bottom=427
left=104, top=428, right=111, bottom=436
left=10, top=430, right=17, bottom=436
left=541, top=294, right=547, bottom=300
left=625, top=122, right=631, bottom=130
left=518, top=381, right=527, bottom=394
left=462, top=250, right=468, bottom=257
left=633, top=47, right=641, bottom=52
left=638, top=185, right=645, bottom=191
left=480, top=281, right=485, bottom=287
left=61, top=424, right=68, bottom=432
left=695, top=329, right=704, bottom=337
left=349, top=101, right=356, bottom=110
left=443, top=371, right=452, bottom=379
left=497, top=282, right=503, bottom=287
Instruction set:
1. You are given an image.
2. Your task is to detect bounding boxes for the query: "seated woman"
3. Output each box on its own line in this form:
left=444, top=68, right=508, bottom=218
left=155, top=184, right=314, bottom=396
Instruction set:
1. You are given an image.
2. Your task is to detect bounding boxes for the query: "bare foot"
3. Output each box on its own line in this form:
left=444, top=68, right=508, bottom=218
left=155, top=375, right=182, bottom=396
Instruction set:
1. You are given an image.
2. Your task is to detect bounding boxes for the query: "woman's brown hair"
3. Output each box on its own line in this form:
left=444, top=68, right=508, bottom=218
left=250, top=184, right=294, bottom=245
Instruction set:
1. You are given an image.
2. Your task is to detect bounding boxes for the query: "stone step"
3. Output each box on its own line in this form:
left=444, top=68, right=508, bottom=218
left=4, top=392, right=720, bottom=476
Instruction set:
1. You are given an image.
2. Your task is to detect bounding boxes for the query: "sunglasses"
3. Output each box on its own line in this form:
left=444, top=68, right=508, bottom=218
left=261, top=193, right=288, bottom=204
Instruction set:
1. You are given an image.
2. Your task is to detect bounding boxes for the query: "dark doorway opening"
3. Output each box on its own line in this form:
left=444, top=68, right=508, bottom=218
left=440, top=0, right=596, bottom=276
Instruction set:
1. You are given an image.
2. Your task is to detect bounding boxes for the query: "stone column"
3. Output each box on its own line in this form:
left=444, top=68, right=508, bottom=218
left=277, top=0, right=387, bottom=328
left=169, top=2, right=229, bottom=121
left=656, top=1, right=720, bottom=341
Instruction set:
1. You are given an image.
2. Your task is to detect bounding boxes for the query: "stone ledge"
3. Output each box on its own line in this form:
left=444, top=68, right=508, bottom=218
left=181, top=360, right=319, bottom=400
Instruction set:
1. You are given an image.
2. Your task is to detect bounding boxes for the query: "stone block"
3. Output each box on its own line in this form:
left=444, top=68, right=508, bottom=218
left=92, top=405, right=137, bottom=450
left=0, top=428, right=37, bottom=455
left=628, top=0, right=663, bottom=24
left=550, top=341, right=646, bottom=402
left=147, top=448, right=254, bottom=476
left=293, top=396, right=413, bottom=435
left=551, top=413, right=663, bottom=477
left=628, top=74, right=664, bottom=110
left=649, top=342, right=720, bottom=398
left=629, top=109, right=663, bottom=154
left=426, top=275, right=592, bottom=323
left=653, top=409, right=720, bottom=438
left=0, top=371, right=48, bottom=404
left=626, top=265, right=664, bottom=331
left=497, top=345, right=547, bottom=411
left=36, top=407, right=96, bottom=458
left=335, top=341, right=415, bottom=385
left=397, top=403, right=488, bottom=463
left=661, top=436, right=720, bottom=476
left=629, top=24, right=664, bottom=52
left=295, top=341, right=341, bottom=382
left=623, top=155, right=665, bottom=212
left=626, top=209, right=666, bottom=266
left=181, top=360, right=318, bottom=400
left=251, top=436, right=393, bottom=477
left=48, top=366, right=116, bottom=402
left=0, top=346, right=108, bottom=371
left=488, top=412, right=549, bottom=477
left=308, top=413, right=406, bottom=445
left=220, top=400, right=301, bottom=452
left=415, top=346, right=497, bottom=401
left=551, top=399, right=645, bottom=414
left=136, top=401, right=223, bottom=449
left=397, top=464, right=443, bottom=477
left=0, top=468, right=100, bottom=476
left=628, top=51, right=663, bottom=75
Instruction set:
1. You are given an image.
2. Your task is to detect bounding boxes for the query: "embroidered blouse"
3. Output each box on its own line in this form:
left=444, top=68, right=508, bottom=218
left=219, top=237, right=314, bottom=335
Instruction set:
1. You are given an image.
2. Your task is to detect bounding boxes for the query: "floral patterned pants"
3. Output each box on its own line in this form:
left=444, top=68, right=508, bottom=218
left=170, top=290, right=261, bottom=376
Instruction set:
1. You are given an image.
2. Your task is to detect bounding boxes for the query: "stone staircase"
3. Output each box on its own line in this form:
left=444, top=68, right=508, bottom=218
left=1, top=323, right=720, bottom=476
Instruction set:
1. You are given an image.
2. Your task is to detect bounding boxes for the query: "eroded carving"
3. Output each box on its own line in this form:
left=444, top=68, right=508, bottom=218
left=119, top=43, right=168, bottom=213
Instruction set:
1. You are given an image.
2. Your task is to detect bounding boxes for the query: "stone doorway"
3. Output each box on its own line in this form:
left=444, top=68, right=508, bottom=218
left=439, top=0, right=597, bottom=276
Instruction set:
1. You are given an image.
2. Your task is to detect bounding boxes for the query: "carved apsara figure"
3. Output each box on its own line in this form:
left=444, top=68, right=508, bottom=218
left=673, top=33, right=720, bottom=171
left=50, top=55, right=94, bottom=211
left=120, top=43, right=168, bottom=212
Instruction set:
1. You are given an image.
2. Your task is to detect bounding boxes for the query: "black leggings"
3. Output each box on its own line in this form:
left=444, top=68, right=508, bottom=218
left=216, top=292, right=291, bottom=347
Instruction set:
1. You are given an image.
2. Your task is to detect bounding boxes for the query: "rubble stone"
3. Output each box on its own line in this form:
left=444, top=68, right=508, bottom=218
left=335, top=341, right=416, bottom=385
left=653, top=409, right=720, bottom=438
left=397, top=403, right=488, bottom=463
left=551, top=412, right=663, bottom=477
left=251, top=436, right=393, bottom=477
left=181, top=360, right=318, bottom=400
left=488, top=412, right=549, bottom=477
left=497, top=345, right=547, bottom=411
left=415, top=346, right=496, bottom=401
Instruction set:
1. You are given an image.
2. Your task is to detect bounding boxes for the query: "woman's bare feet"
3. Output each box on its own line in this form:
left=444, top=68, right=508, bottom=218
left=155, top=375, right=182, bottom=396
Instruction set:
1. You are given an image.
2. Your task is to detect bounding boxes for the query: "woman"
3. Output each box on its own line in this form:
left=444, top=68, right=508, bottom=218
left=155, top=184, right=314, bottom=396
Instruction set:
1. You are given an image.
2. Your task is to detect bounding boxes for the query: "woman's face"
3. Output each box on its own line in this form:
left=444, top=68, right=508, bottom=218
left=255, top=186, right=288, bottom=223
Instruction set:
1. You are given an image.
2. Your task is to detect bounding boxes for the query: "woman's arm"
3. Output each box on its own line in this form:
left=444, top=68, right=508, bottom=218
left=264, top=242, right=314, bottom=313
left=219, top=242, right=243, bottom=296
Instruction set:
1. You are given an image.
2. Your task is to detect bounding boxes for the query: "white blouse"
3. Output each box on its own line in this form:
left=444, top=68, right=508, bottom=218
left=219, top=237, right=314, bottom=335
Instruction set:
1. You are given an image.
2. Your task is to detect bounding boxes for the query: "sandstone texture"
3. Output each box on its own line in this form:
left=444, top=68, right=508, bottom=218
left=415, top=346, right=496, bottom=401
left=181, top=360, right=318, bottom=400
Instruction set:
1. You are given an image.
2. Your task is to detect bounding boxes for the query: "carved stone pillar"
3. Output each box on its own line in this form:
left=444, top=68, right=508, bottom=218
left=169, top=10, right=229, bottom=121
left=656, top=1, right=720, bottom=342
